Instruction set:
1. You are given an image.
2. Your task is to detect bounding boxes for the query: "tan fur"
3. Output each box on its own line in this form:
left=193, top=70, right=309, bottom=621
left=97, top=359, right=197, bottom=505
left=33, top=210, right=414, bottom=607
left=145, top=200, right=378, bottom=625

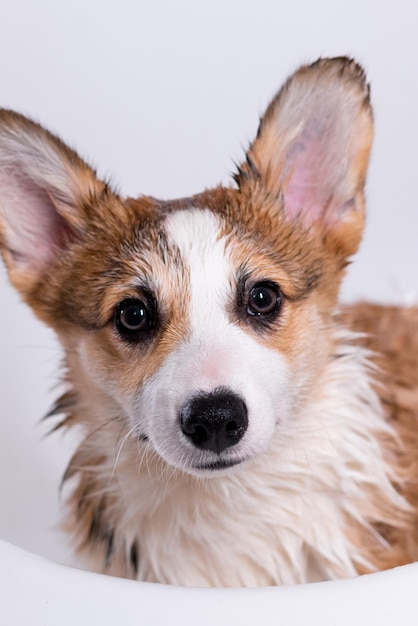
left=341, top=304, right=418, bottom=570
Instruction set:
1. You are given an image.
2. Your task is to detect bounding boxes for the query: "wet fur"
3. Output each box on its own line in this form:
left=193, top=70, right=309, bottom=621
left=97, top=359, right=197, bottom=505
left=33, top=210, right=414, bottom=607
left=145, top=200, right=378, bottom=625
left=1, top=58, right=418, bottom=586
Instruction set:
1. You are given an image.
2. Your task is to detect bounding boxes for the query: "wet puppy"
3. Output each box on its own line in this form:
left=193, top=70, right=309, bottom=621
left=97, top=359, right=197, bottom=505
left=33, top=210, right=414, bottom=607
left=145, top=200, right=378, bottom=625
left=1, top=57, right=417, bottom=586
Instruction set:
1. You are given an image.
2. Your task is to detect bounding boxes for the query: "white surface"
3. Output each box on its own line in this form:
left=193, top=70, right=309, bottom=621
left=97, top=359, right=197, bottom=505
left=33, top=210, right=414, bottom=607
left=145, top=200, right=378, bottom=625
left=1, top=538, right=418, bottom=626
left=0, top=0, right=417, bottom=622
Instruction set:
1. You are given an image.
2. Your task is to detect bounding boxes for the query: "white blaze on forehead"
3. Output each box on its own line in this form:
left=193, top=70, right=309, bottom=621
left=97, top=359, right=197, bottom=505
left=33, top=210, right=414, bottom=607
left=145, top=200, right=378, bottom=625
left=164, top=208, right=231, bottom=333
left=135, top=207, right=293, bottom=471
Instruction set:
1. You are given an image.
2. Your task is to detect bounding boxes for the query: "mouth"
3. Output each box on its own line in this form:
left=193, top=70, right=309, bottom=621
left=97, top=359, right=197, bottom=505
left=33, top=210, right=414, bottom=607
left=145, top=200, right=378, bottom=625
left=192, top=458, right=243, bottom=472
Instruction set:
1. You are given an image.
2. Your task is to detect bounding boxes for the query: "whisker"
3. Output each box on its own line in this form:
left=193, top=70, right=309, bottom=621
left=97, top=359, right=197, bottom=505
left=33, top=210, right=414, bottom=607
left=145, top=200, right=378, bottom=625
left=109, top=423, right=139, bottom=484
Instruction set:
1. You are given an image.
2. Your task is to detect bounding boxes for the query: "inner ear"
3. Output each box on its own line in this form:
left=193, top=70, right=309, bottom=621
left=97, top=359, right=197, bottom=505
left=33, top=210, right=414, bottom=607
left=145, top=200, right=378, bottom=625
left=0, top=173, right=77, bottom=272
left=0, top=109, right=110, bottom=293
left=236, top=57, right=373, bottom=256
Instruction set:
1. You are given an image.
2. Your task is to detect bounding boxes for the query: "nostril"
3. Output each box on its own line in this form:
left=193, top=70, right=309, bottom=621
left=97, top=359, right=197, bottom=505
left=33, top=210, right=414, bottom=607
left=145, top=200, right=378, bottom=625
left=225, top=419, right=240, bottom=433
left=181, top=421, right=209, bottom=446
left=179, top=388, right=248, bottom=453
left=225, top=419, right=245, bottom=439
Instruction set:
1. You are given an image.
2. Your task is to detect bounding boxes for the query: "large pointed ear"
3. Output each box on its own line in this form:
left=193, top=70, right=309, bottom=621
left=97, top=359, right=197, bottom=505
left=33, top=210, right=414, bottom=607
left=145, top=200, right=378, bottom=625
left=0, top=110, right=110, bottom=294
left=237, top=57, right=373, bottom=257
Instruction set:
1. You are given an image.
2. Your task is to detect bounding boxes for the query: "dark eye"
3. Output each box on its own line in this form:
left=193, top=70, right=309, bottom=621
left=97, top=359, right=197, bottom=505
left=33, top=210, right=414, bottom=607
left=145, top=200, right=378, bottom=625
left=247, top=282, right=282, bottom=317
left=115, top=298, right=152, bottom=340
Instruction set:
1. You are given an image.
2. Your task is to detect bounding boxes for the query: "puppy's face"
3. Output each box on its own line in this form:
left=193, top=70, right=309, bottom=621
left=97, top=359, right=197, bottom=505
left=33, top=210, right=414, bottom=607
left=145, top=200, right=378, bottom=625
left=64, top=201, right=335, bottom=475
left=0, top=58, right=373, bottom=476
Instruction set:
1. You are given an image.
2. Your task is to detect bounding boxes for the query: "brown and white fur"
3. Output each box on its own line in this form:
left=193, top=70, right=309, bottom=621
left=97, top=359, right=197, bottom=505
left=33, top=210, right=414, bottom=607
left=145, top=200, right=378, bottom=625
left=1, top=57, right=418, bottom=587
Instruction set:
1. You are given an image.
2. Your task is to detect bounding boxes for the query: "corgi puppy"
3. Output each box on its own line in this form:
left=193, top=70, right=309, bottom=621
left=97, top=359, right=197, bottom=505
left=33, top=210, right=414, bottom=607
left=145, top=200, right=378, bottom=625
left=1, top=57, right=418, bottom=587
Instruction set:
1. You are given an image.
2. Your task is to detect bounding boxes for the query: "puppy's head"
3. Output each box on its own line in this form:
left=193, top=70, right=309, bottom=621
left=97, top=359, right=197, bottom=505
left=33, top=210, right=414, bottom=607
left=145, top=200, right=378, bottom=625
left=0, top=58, right=373, bottom=476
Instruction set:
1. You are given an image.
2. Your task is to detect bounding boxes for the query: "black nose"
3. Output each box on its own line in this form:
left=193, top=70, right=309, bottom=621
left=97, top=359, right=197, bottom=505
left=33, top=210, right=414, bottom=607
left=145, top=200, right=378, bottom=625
left=179, top=388, right=248, bottom=454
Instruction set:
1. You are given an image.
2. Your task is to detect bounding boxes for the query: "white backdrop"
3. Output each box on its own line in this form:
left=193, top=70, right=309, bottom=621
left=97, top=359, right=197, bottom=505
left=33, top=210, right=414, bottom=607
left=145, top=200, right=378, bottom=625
left=0, top=0, right=417, bottom=561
